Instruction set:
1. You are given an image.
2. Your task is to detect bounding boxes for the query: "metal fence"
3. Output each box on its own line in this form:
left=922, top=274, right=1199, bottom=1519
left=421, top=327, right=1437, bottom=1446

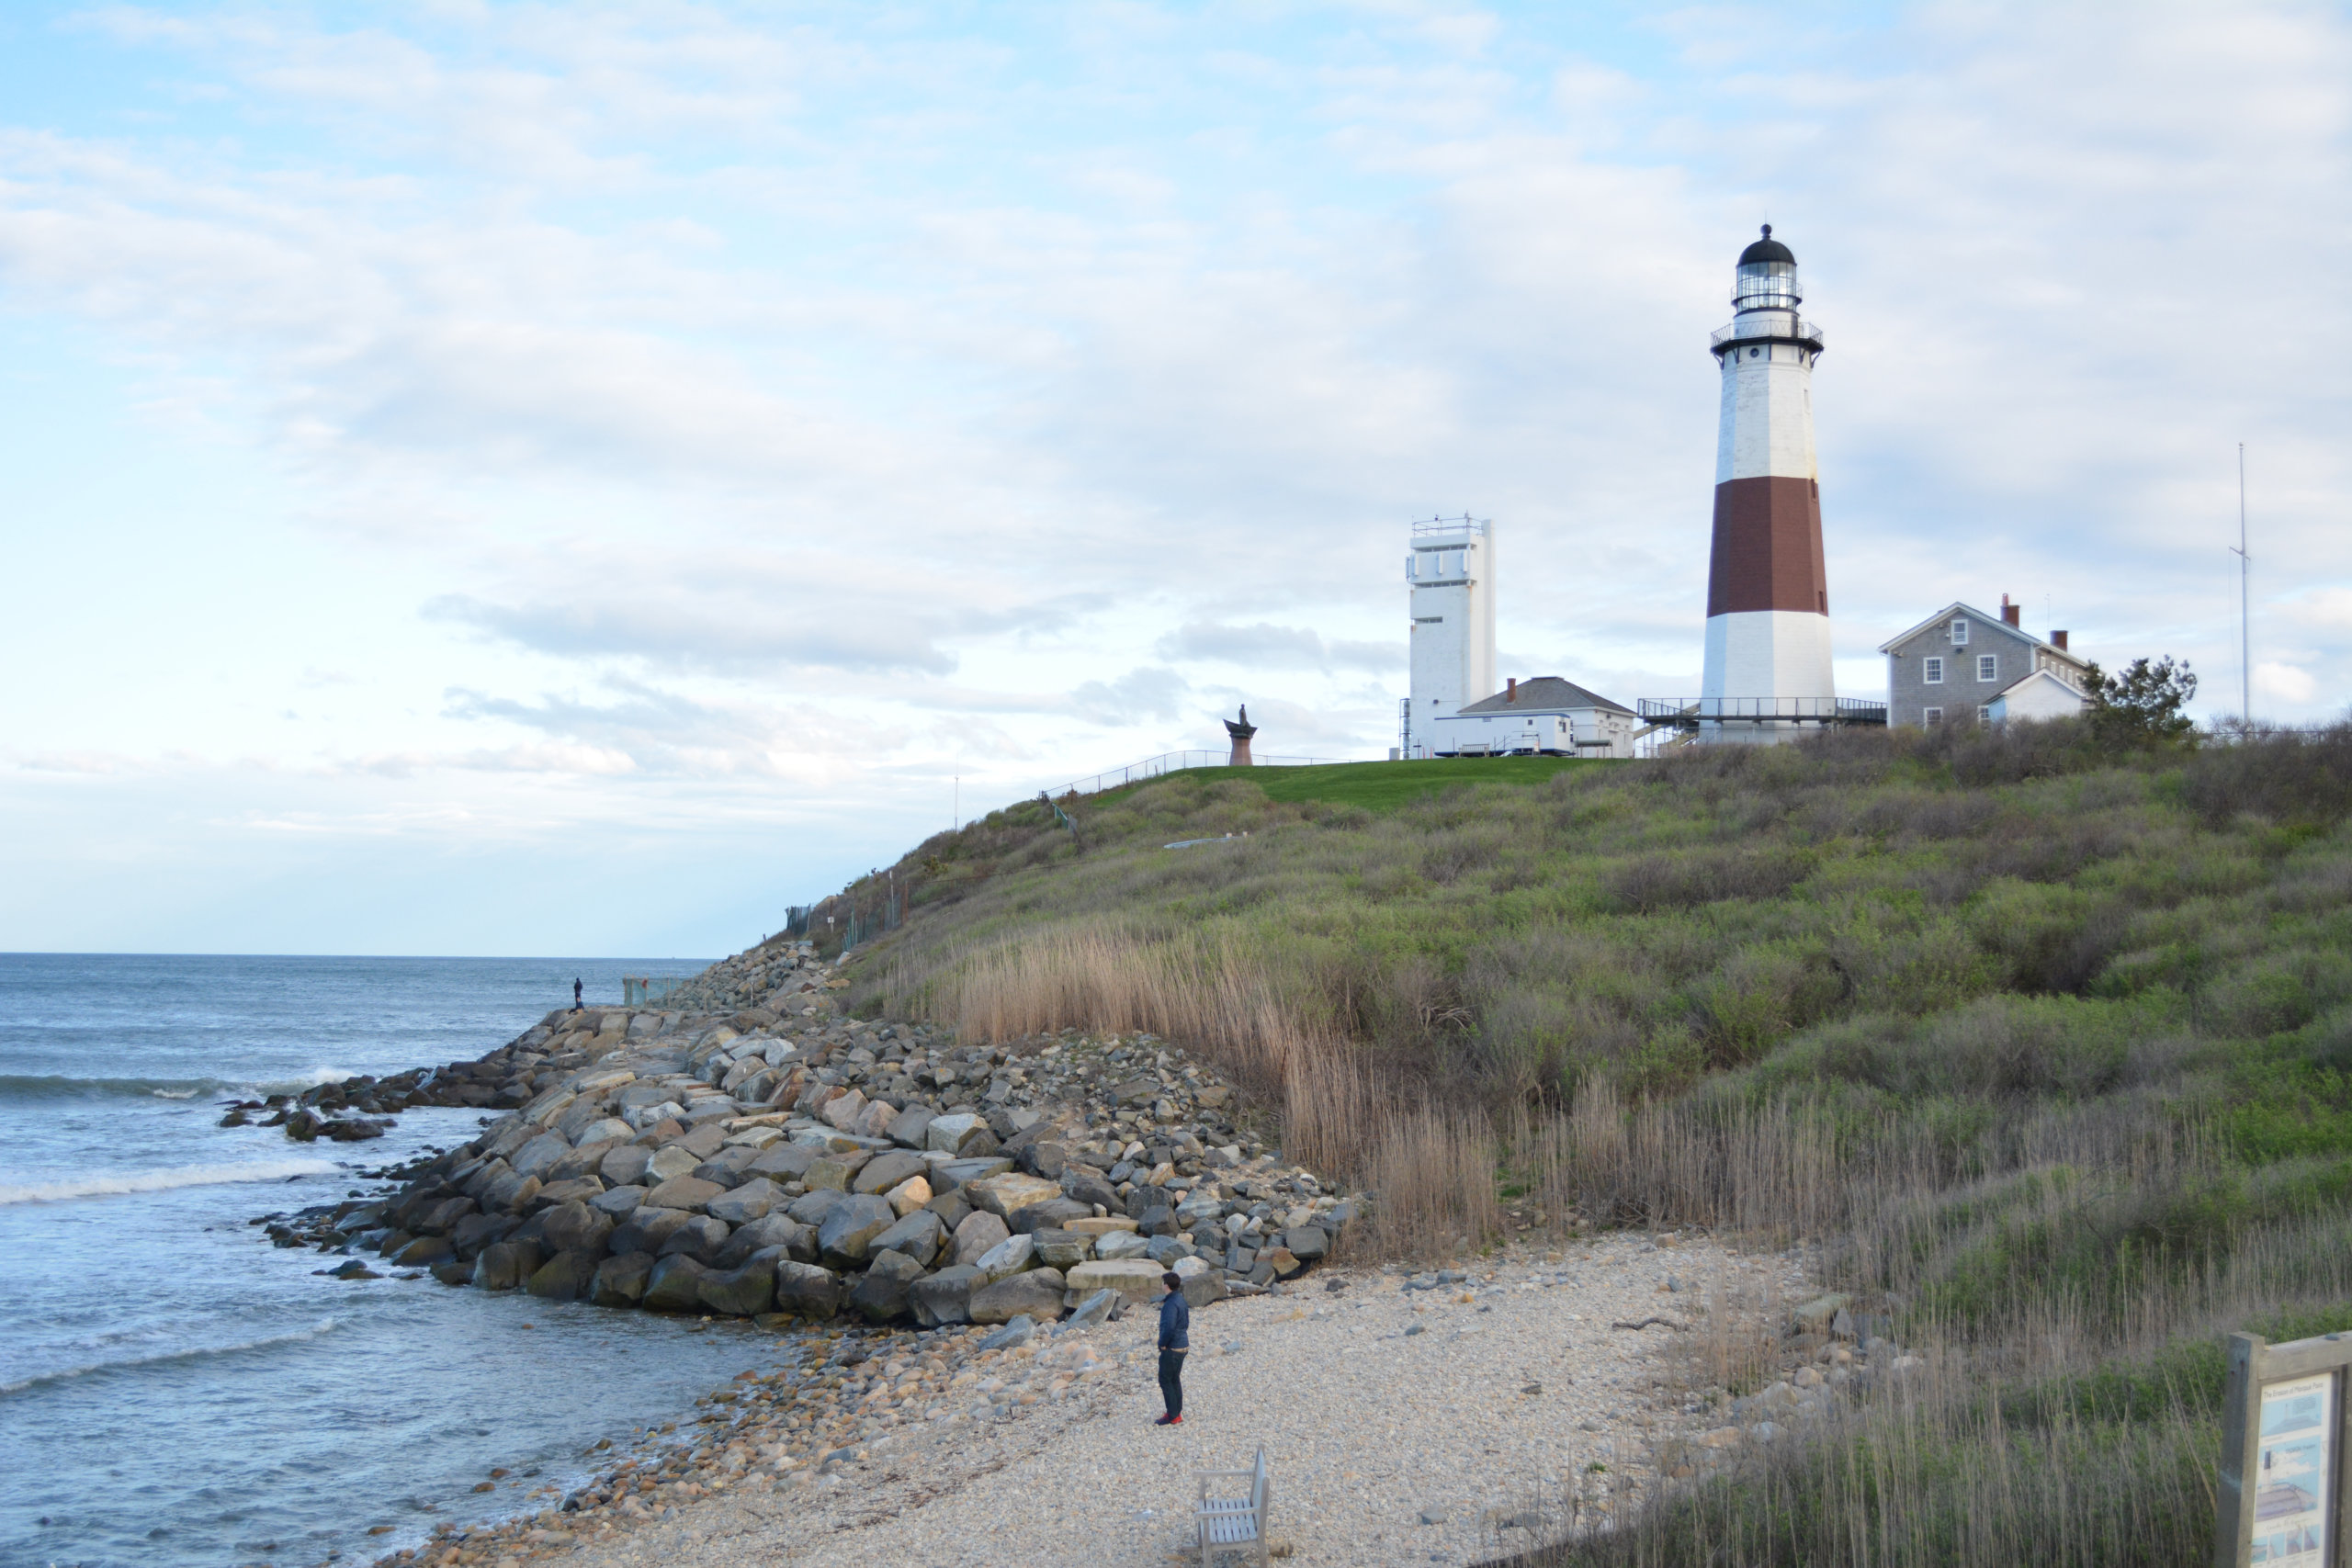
left=621, top=975, right=689, bottom=1007
left=1053, top=750, right=1352, bottom=798
left=1638, top=696, right=1887, bottom=728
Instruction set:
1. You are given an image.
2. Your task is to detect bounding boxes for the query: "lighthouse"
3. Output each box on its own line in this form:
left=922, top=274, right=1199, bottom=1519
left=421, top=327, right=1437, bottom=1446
left=1699, top=226, right=1835, bottom=740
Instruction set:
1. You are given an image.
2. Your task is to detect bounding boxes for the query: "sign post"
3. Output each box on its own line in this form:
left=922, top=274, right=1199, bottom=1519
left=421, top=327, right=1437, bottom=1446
left=2218, top=1330, right=2352, bottom=1566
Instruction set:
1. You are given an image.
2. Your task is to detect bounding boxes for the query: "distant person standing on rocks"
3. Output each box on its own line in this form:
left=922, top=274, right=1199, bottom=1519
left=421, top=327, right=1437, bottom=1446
left=1154, top=1271, right=1189, bottom=1426
left=572, top=977, right=582, bottom=1010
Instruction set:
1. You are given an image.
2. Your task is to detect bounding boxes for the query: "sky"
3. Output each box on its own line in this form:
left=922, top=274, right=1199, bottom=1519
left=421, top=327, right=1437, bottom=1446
left=2, top=1, right=2346, bottom=957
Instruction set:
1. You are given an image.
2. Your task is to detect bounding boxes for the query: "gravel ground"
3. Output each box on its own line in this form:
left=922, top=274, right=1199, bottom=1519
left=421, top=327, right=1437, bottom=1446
left=529, top=1233, right=1804, bottom=1568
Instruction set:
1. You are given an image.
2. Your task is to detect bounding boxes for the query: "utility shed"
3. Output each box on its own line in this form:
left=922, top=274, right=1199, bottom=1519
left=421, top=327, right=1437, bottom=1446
left=1879, top=596, right=2092, bottom=728
left=1429, top=676, right=1638, bottom=759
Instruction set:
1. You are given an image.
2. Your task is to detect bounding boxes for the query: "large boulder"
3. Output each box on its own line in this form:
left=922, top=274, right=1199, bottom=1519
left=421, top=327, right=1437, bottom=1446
left=966, top=1172, right=1061, bottom=1220
left=1009, top=1198, right=1093, bottom=1235
left=802, top=1157, right=855, bottom=1192
left=1031, top=1228, right=1093, bottom=1269
left=820, top=1089, right=868, bottom=1131
left=527, top=1177, right=605, bottom=1213
left=1095, top=1230, right=1153, bottom=1260
left=472, top=1239, right=541, bottom=1292
left=540, top=1200, right=614, bottom=1258
left=393, top=1235, right=455, bottom=1268
left=884, top=1175, right=933, bottom=1217
left=525, top=1249, right=600, bottom=1301
left=697, top=1255, right=777, bottom=1317
left=748, top=1143, right=821, bottom=1181
left=644, top=1175, right=727, bottom=1213
left=1284, top=1224, right=1329, bottom=1262
left=717, top=1213, right=816, bottom=1268
left=706, top=1179, right=786, bottom=1225
left=590, top=1185, right=646, bottom=1218
left=449, top=1212, right=518, bottom=1261
left=925, top=1188, right=973, bottom=1231
left=644, top=1145, right=700, bottom=1185
left=968, top=1266, right=1067, bottom=1325
left=1181, top=1269, right=1230, bottom=1310
left=592, top=1251, right=655, bottom=1306
left=910, top=1264, right=982, bottom=1327
left=775, top=1261, right=844, bottom=1319
left=953, top=1210, right=1011, bottom=1266
left=926, top=1112, right=989, bottom=1155
left=599, top=1145, right=653, bottom=1187
left=1017, top=1140, right=1068, bottom=1179
left=1062, top=1172, right=1119, bottom=1212
left=571, top=1117, right=635, bottom=1148
left=640, top=1255, right=711, bottom=1313
left=508, top=1133, right=573, bottom=1180
left=869, top=1210, right=946, bottom=1268
left=971, top=1232, right=1036, bottom=1284
left=1064, top=1258, right=1168, bottom=1307
left=607, top=1205, right=693, bottom=1258
left=478, top=1170, right=542, bottom=1215
left=853, top=1151, right=928, bottom=1196
left=657, top=1214, right=732, bottom=1265
left=816, top=1192, right=897, bottom=1269
left=787, top=1188, right=849, bottom=1225
left=848, top=1249, right=925, bottom=1322
left=888, top=1104, right=937, bottom=1149
left=932, top=1156, right=1012, bottom=1190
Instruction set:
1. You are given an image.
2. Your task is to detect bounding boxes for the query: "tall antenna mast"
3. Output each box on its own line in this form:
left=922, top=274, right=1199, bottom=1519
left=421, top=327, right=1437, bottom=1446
left=2231, top=444, right=2251, bottom=726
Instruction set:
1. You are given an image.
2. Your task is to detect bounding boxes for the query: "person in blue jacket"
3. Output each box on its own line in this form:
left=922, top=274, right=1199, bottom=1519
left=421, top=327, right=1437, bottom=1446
left=1155, top=1271, right=1190, bottom=1426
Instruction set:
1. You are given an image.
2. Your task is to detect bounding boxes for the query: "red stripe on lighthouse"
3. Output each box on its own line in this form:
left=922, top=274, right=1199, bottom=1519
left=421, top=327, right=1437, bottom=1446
left=1706, top=476, right=1828, bottom=617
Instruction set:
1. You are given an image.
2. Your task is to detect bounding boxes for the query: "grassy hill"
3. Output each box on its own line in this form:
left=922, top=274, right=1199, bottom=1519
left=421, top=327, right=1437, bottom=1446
left=815, top=720, right=2352, bottom=1564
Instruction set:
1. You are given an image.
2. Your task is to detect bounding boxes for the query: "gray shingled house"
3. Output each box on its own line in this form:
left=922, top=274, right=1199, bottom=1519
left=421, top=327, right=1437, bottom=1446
left=1879, top=597, right=2092, bottom=728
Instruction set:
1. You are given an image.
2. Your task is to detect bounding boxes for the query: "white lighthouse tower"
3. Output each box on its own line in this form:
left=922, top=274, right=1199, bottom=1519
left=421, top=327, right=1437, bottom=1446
left=1699, top=226, right=1836, bottom=741
left=1405, top=514, right=1496, bottom=756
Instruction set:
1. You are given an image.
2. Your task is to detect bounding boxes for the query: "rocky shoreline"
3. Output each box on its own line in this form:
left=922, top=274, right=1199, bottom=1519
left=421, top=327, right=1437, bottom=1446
left=239, top=938, right=1368, bottom=1566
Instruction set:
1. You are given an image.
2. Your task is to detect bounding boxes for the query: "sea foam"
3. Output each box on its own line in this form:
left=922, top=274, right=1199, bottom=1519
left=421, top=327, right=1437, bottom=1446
left=0, top=1158, right=338, bottom=1206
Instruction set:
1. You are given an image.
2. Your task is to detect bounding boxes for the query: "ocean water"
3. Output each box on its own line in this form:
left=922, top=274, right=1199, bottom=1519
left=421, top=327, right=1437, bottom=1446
left=0, top=953, right=777, bottom=1568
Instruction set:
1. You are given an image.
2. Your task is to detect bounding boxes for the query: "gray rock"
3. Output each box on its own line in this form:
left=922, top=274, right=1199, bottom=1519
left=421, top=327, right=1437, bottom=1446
left=926, top=1112, right=989, bottom=1155
left=640, top=1255, right=710, bottom=1313
left=687, top=1159, right=747, bottom=1190
left=971, top=1231, right=1035, bottom=1283
left=697, top=1255, right=777, bottom=1316
left=1136, top=1205, right=1178, bottom=1237
left=478, top=1170, right=542, bottom=1215
left=869, top=1209, right=946, bottom=1268
left=787, top=1187, right=849, bottom=1226
left=705, top=1178, right=786, bottom=1225
left=644, top=1174, right=727, bottom=1213
left=1095, top=1230, right=1153, bottom=1260
left=775, top=1260, right=844, bottom=1318
left=550, top=1138, right=624, bottom=1181
left=910, top=1264, right=982, bottom=1327
left=472, top=1239, right=541, bottom=1292
left=849, top=1249, right=925, bottom=1322
left=1017, top=1140, right=1068, bottom=1179
left=924, top=1188, right=974, bottom=1232
left=525, top=1248, right=600, bottom=1301
left=968, top=1266, right=1066, bottom=1325
left=976, top=1314, right=1036, bottom=1350
left=1146, top=1235, right=1194, bottom=1265
left=888, top=1104, right=936, bottom=1148
left=1062, top=1173, right=1119, bottom=1212
left=526, top=1176, right=604, bottom=1213
left=853, top=1151, right=928, bottom=1195
left=952, top=1210, right=1012, bottom=1266
left=816, top=1192, right=897, bottom=1268
left=1065, top=1287, right=1118, bottom=1328
left=540, top=1200, right=614, bottom=1258
left=1009, top=1198, right=1094, bottom=1235
left=449, top=1211, right=518, bottom=1260
left=591, top=1251, right=655, bottom=1306
left=657, top=1214, right=731, bottom=1264
left=1283, top=1224, right=1329, bottom=1261
left=590, top=1185, right=646, bottom=1217
left=393, top=1235, right=455, bottom=1268
left=645, top=1144, right=700, bottom=1184
left=748, top=1142, right=820, bottom=1181
left=932, top=1155, right=1013, bottom=1190
left=599, top=1145, right=653, bottom=1187
left=607, top=1205, right=692, bottom=1258
left=1181, top=1269, right=1228, bottom=1310
left=508, top=1133, right=573, bottom=1180
left=572, top=1116, right=635, bottom=1147
left=1031, top=1228, right=1093, bottom=1268
left=718, top=1213, right=816, bottom=1268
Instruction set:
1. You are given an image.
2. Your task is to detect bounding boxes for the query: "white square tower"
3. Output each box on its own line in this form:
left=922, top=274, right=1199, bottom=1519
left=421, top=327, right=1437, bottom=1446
left=1406, top=514, right=1496, bottom=757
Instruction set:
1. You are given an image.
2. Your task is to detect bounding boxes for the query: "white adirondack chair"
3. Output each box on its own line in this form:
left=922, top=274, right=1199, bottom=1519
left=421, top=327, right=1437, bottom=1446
left=1194, top=1445, right=1272, bottom=1567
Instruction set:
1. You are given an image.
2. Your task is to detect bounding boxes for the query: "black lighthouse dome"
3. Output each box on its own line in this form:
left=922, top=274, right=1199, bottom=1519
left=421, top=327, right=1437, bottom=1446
left=1733, top=224, right=1800, bottom=311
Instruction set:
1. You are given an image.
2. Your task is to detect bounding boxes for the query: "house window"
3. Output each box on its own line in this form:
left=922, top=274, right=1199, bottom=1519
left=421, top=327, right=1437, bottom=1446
left=1976, top=655, right=1997, bottom=682
left=1951, top=619, right=1970, bottom=646
left=1978, top=705, right=1992, bottom=725
left=1924, top=706, right=1944, bottom=727
left=1923, top=656, right=1945, bottom=683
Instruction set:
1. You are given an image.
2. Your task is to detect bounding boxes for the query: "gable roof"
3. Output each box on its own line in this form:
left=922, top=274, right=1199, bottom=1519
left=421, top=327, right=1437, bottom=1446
left=1455, top=676, right=1635, bottom=717
left=1878, top=602, right=2090, bottom=668
left=1990, top=667, right=2092, bottom=705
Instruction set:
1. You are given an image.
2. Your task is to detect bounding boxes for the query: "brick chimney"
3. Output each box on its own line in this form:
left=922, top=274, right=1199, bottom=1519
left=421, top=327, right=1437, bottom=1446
left=1506, top=677, right=1518, bottom=703
left=2052, top=630, right=2069, bottom=651
left=2002, top=593, right=2020, bottom=627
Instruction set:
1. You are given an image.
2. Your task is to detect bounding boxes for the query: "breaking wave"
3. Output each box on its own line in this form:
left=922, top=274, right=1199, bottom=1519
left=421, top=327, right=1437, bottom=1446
left=0, top=1068, right=360, bottom=1103
left=0, top=1158, right=338, bottom=1206
left=0, top=1317, right=342, bottom=1397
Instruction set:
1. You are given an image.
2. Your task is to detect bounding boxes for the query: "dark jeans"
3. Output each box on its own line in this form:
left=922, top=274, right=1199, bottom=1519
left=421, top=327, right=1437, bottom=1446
left=1159, top=1348, right=1186, bottom=1417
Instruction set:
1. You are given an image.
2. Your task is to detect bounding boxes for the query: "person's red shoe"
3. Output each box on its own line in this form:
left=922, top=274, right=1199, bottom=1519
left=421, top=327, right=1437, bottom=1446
left=1155, top=1414, right=1182, bottom=1426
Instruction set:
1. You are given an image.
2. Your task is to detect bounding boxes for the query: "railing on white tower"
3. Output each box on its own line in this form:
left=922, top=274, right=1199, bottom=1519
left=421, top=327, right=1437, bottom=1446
left=1711, top=316, right=1826, bottom=351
